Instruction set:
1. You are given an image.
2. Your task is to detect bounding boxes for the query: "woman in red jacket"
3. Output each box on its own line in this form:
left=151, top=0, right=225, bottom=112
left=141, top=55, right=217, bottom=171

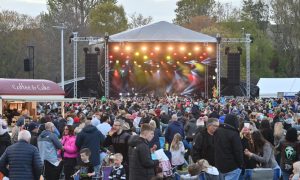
left=61, top=125, right=78, bottom=180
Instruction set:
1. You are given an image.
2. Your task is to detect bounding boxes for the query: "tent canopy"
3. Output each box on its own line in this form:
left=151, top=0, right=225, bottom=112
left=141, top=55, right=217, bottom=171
left=0, top=78, right=65, bottom=96
left=257, top=78, right=300, bottom=98
left=109, top=21, right=217, bottom=43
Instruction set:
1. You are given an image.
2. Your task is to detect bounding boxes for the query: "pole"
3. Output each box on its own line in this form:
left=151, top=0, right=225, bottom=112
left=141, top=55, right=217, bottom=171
left=245, top=34, right=251, bottom=98
left=216, top=34, right=221, bottom=97
left=53, top=24, right=66, bottom=90
left=73, top=32, right=78, bottom=98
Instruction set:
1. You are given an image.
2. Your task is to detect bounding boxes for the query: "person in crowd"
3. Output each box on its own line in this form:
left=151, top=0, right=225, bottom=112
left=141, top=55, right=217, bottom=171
left=276, top=127, right=300, bottom=180
left=149, top=120, right=162, bottom=150
left=38, top=122, right=63, bottom=180
left=197, top=159, right=221, bottom=180
left=291, top=161, right=300, bottom=180
left=76, top=120, right=105, bottom=178
left=27, top=121, right=39, bottom=147
left=104, top=119, right=131, bottom=172
left=73, top=148, right=95, bottom=180
left=260, top=119, right=274, bottom=145
left=96, top=114, right=111, bottom=137
left=180, top=163, right=201, bottom=180
left=209, top=107, right=220, bottom=119
left=165, top=114, right=185, bottom=146
left=0, top=119, right=11, bottom=157
left=11, top=118, right=24, bottom=144
left=274, top=121, right=286, bottom=163
left=0, top=130, right=43, bottom=180
left=109, top=153, right=126, bottom=180
left=128, top=124, right=158, bottom=180
left=191, top=118, right=219, bottom=165
left=244, top=131, right=278, bottom=169
left=214, top=114, right=243, bottom=179
left=184, top=114, right=197, bottom=143
left=61, top=125, right=78, bottom=180
left=170, top=133, right=186, bottom=170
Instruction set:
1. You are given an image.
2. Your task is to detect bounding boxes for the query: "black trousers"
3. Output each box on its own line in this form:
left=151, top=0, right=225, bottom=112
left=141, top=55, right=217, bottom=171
left=63, top=158, right=77, bottom=180
left=44, top=160, right=63, bottom=180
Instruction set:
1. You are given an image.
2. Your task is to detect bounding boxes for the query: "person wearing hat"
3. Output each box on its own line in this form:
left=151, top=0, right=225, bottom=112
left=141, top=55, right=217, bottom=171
left=28, top=122, right=39, bottom=147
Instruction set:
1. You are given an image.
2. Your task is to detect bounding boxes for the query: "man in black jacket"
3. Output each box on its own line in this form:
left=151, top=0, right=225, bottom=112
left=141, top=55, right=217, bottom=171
left=76, top=120, right=105, bottom=178
left=0, top=130, right=43, bottom=180
left=128, top=124, right=158, bottom=180
left=191, top=118, right=219, bottom=165
left=214, top=114, right=243, bottom=179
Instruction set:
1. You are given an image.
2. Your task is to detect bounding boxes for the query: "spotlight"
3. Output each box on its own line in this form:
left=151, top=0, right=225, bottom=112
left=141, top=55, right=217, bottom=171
left=215, top=68, right=218, bottom=73
left=166, top=56, right=171, bottom=60
left=206, top=46, right=213, bottom=52
left=188, top=52, right=192, bottom=56
left=129, top=70, right=132, bottom=73
left=135, top=52, right=140, bottom=56
left=156, top=65, right=160, bottom=68
left=141, top=46, right=147, bottom=51
left=116, top=60, right=119, bottom=64
left=125, top=46, right=131, bottom=51
left=154, top=46, right=160, bottom=51
left=109, top=55, right=113, bottom=59
left=176, top=61, right=180, bottom=64
left=135, top=93, right=138, bottom=96
left=125, top=60, right=129, bottom=64
left=120, top=52, right=124, bottom=56
left=202, top=52, right=207, bottom=56
left=114, top=46, right=120, bottom=51
left=180, top=46, right=186, bottom=51
left=127, top=93, right=130, bottom=96
left=109, top=60, right=113, bottom=63
left=150, top=70, right=153, bottom=73
left=144, top=70, right=147, bottom=73
left=119, top=93, right=122, bottom=96
left=134, top=61, right=137, bottom=64
left=212, top=75, right=216, bottom=80
left=157, top=70, right=160, bottom=73
left=194, top=46, right=200, bottom=51
left=199, top=56, right=204, bottom=60
left=168, top=46, right=174, bottom=51
left=150, top=52, right=154, bottom=56
left=173, top=52, right=177, bottom=56
left=138, top=65, right=142, bottom=68
left=143, top=55, right=148, bottom=60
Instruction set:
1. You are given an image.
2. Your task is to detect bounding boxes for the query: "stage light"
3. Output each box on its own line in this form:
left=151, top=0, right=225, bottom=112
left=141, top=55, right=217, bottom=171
left=114, top=46, right=120, bottom=51
left=119, top=93, right=122, bottom=96
left=173, top=52, right=177, bottom=56
left=109, top=55, right=113, bottom=59
left=143, top=55, right=148, bottom=60
left=126, top=55, right=130, bottom=59
left=134, top=61, right=137, bottom=64
left=129, top=70, right=132, bottom=73
left=127, top=93, right=130, bottom=96
left=177, top=61, right=180, bottom=64
left=138, top=65, right=142, bottom=68
left=116, top=60, right=119, bottom=64
left=188, top=52, right=192, bottom=56
left=166, top=56, right=171, bottom=60
left=157, top=70, right=160, bottom=73
left=120, top=52, right=124, bottom=56
left=180, top=46, right=186, bottom=51
left=135, top=52, right=140, bottom=56
left=212, top=75, right=216, bottom=80
left=122, top=64, right=126, bottom=68
left=154, top=46, right=160, bottom=51
left=184, top=56, right=187, bottom=59
left=150, top=70, right=153, bottom=73
left=194, top=46, right=200, bottom=51
left=109, top=60, right=113, bottom=63
left=199, top=56, right=204, bottom=60
left=215, top=68, right=218, bottom=73
left=150, top=52, right=154, bottom=56
left=121, top=70, right=125, bottom=73
left=166, top=70, right=169, bottom=73
left=203, top=52, right=207, bottom=56
left=125, top=60, right=129, bottom=64
left=135, top=93, right=138, bottom=96
left=168, top=46, right=174, bottom=51
left=125, top=46, right=132, bottom=51
left=156, top=65, right=160, bottom=68
left=206, top=46, right=213, bottom=52
left=144, top=70, right=147, bottom=73
left=141, top=46, right=147, bottom=51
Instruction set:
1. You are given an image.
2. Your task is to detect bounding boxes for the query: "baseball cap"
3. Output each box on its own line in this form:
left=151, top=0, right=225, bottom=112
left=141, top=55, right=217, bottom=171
left=27, top=122, right=39, bottom=132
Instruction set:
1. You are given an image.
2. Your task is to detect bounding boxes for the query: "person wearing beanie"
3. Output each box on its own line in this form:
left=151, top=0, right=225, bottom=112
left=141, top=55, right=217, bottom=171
left=28, top=122, right=39, bottom=147
left=277, top=127, right=300, bottom=180
left=214, top=114, right=243, bottom=179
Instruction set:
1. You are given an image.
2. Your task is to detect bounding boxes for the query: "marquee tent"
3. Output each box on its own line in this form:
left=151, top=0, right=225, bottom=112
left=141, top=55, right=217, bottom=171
left=257, top=78, right=300, bottom=98
left=109, top=21, right=217, bottom=43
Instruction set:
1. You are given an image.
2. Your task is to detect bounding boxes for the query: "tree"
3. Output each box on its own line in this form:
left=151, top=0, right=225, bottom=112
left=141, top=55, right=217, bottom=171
left=173, top=0, right=216, bottom=25
left=89, top=1, right=128, bottom=35
left=128, top=13, right=153, bottom=29
left=271, top=0, right=300, bottom=76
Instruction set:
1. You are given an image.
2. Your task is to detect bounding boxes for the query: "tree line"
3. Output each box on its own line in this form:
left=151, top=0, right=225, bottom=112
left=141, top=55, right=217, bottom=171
left=0, top=0, right=299, bottom=83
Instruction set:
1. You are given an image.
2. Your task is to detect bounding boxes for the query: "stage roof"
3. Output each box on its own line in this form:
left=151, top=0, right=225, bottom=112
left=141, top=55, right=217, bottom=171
left=257, top=78, right=300, bottom=98
left=109, top=21, right=217, bottom=43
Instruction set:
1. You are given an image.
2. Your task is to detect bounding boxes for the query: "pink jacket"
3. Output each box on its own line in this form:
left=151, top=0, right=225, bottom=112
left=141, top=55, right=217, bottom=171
left=61, top=135, right=78, bottom=158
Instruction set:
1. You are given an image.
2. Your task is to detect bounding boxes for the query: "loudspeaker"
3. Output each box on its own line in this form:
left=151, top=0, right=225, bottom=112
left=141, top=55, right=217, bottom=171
left=227, top=53, right=240, bottom=85
left=24, top=58, right=32, bottom=71
left=85, top=53, right=98, bottom=87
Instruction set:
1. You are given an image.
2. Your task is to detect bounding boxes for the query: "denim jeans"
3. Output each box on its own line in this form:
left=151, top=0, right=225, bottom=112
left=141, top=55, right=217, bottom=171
left=94, top=164, right=101, bottom=179
left=221, top=168, right=242, bottom=180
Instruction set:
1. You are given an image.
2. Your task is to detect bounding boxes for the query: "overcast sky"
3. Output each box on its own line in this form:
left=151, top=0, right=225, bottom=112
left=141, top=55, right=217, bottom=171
left=0, top=0, right=242, bottom=22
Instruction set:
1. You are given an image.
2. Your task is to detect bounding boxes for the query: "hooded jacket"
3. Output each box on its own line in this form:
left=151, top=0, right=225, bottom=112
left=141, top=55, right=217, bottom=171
left=61, top=135, right=78, bottom=158
left=165, top=121, right=185, bottom=144
left=0, top=132, right=11, bottom=157
left=214, top=114, right=243, bottom=173
left=184, top=118, right=197, bottom=139
left=38, top=130, right=62, bottom=166
left=75, top=125, right=105, bottom=166
left=128, top=135, right=157, bottom=180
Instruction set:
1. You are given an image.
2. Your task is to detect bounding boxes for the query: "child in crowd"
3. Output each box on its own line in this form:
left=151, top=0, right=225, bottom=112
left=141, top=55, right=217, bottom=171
left=291, top=161, right=300, bottom=180
left=170, top=133, right=186, bottom=170
left=197, top=159, right=220, bottom=180
left=109, top=153, right=126, bottom=180
left=73, top=148, right=95, bottom=180
left=180, top=163, right=201, bottom=180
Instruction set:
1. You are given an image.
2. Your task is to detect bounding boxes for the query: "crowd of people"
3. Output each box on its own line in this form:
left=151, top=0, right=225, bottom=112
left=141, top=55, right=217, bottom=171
left=0, top=95, right=300, bottom=180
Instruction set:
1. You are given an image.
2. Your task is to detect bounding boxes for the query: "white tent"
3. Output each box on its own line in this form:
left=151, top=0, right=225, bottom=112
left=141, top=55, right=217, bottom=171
left=109, top=21, right=217, bottom=43
left=257, top=78, right=300, bottom=98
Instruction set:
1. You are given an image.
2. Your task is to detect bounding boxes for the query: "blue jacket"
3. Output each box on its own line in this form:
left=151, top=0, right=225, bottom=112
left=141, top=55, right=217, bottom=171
left=0, top=140, right=43, bottom=180
left=38, top=130, right=62, bottom=165
left=76, top=125, right=105, bottom=166
left=165, top=121, right=185, bottom=144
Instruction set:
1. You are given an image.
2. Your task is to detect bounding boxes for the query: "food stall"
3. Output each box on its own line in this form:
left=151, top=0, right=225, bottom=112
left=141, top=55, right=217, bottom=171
left=0, top=78, right=82, bottom=120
